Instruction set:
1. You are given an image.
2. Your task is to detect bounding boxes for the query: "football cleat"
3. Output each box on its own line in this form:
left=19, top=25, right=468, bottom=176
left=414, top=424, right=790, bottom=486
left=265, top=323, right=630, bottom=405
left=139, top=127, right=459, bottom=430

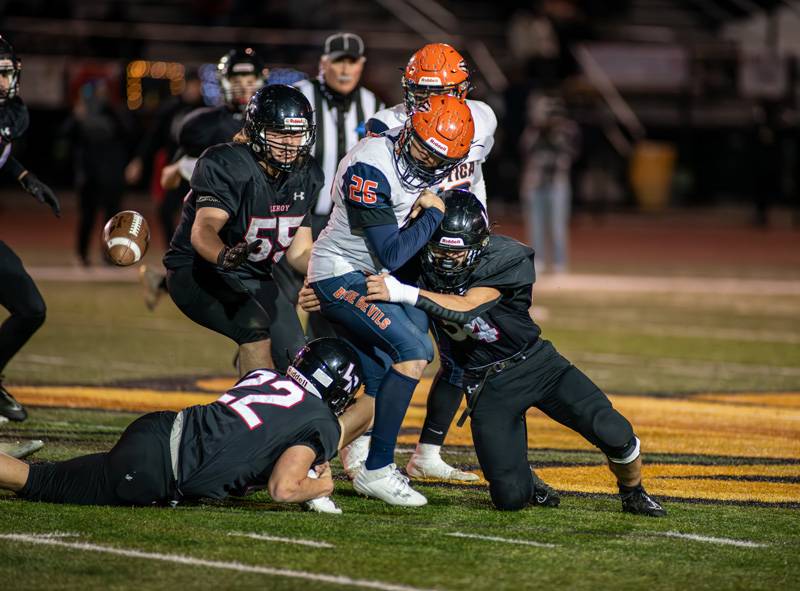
left=531, top=470, right=560, bottom=507
left=353, top=463, right=427, bottom=507
left=620, top=484, right=667, bottom=517
left=0, top=383, right=27, bottom=422
left=340, top=434, right=370, bottom=480
left=406, top=447, right=479, bottom=482
left=0, top=439, right=44, bottom=459
left=139, top=265, right=166, bottom=311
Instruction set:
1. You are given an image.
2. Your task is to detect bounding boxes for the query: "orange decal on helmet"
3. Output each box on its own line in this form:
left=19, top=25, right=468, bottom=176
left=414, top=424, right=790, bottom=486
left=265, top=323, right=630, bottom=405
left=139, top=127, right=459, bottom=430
left=410, top=95, right=474, bottom=161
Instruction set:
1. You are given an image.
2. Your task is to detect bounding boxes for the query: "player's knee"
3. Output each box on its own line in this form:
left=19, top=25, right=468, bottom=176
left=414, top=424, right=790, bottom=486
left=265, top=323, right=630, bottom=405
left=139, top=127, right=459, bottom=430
left=593, top=408, right=636, bottom=460
left=489, top=478, right=531, bottom=511
left=392, top=358, right=427, bottom=380
left=18, top=301, right=46, bottom=332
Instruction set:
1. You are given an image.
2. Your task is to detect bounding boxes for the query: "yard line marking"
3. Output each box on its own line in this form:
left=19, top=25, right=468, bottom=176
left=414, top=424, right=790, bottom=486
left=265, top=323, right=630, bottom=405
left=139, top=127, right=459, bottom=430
left=32, top=532, right=81, bottom=539
left=648, top=531, right=768, bottom=548
left=228, top=531, right=334, bottom=548
left=0, top=533, right=434, bottom=591
left=446, top=532, right=557, bottom=548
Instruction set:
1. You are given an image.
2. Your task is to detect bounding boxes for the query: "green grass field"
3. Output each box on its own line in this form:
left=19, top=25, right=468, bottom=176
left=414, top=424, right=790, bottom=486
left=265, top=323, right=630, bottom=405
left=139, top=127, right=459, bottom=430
left=1, top=276, right=799, bottom=590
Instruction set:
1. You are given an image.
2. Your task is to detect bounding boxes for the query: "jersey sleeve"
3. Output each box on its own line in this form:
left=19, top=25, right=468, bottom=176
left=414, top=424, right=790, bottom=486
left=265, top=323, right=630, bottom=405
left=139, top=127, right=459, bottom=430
left=294, top=418, right=341, bottom=464
left=469, top=238, right=535, bottom=291
left=190, top=146, right=242, bottom=217
left=365, top=117, right=390, bottom=136
left=179, top=108, right=220, bottom=158
left=468, top=101, right=498, bottom=163
left=341, top=161, right=395, bottom=229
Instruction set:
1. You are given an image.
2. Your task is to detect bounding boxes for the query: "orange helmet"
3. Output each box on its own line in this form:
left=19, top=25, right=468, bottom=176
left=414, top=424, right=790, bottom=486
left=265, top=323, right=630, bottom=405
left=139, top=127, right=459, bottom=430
left=402, top=43, right=471, bottom=112
left=395, top=95, right=474, bottom=190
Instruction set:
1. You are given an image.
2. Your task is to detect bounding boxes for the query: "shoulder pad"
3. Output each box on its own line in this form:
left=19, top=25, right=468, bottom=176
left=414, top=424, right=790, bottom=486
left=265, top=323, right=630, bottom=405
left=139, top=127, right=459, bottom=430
left=469, top=235, right=534, bottom=290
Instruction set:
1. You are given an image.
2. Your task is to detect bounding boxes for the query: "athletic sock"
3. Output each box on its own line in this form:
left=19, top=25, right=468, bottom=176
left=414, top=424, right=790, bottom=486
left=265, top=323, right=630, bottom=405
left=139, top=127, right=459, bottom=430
left=414, top=443, right=441, bottom=460
left=364, top=367, right=418, bottom=470
left=419, top=373, right=463, bottom=446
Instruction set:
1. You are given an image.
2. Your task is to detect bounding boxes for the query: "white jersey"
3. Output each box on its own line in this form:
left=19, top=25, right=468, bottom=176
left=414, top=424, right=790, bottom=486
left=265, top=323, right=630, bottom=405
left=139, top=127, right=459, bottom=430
left=294, top=79, right=384, bottom=217
left=367, top=99, right=497, bottom=208
left=308, top=132, right=422, bottom=282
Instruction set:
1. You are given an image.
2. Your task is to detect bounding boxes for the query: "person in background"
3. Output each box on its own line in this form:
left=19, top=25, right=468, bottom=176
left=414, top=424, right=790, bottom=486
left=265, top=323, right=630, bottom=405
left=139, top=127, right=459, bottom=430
left=61, top=78, right=132, bottom=267
left=124, top=71, right=203, bottom=246
left=519, top=94, right=580, bottom=275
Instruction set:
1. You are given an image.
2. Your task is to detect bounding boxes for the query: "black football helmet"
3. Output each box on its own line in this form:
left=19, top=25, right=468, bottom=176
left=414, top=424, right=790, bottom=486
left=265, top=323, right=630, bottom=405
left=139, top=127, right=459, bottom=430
left=0, top=37, right=21, bottom=104
left=421, top=189, right=490, bottom=294
left=287, top=338, right=363, bottom=416
left=217, top=47, right=266, bottom=111
left=244, top=84, right=316, bottom=172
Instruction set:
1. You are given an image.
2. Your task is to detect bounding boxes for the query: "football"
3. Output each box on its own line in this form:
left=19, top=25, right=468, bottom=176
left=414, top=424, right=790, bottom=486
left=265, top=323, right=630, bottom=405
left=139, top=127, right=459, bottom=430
left=102, top=210, right=150, bottom=266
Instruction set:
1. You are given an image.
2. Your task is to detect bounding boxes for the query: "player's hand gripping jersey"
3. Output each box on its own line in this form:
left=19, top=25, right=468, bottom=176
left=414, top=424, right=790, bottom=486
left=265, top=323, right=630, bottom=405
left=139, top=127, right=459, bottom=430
left=308, top=95, right=475, bottom=282
left=365, top=43, right=496, bottom=207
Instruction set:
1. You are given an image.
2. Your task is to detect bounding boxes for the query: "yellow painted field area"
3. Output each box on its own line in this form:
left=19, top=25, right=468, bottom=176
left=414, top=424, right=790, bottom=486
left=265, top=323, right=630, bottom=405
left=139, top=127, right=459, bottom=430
left=11, top=379, right=800, bottom=503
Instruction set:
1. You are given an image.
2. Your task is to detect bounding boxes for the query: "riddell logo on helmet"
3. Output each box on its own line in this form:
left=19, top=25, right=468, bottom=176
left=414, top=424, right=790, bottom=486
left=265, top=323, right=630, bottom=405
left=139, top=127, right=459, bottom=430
left=232, top=63, right=255, bottom=73
left=418, top=76, right=443, bottom=86
left=284, top=117, right=307, bottom=128
left=426, top=136, right=448, bottom=155
left=440, top=236, right=464, bottom=246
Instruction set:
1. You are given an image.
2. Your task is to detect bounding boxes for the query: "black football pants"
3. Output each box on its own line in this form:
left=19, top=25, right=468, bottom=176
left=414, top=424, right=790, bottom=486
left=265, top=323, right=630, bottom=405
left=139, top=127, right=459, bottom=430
left=0, top=241, right=46, bottom=375
left=166, top=265, right=305, bottom=371
left=19, top=411, right=176, bottom=506
left=469, top=339, right=635, bottom=510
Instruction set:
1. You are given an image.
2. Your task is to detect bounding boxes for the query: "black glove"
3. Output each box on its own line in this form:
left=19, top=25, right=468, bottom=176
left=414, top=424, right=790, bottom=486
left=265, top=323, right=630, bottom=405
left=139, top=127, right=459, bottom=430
left=19, top=172, right=61, bottom=217
left=217, top=239, right=262, bottom=270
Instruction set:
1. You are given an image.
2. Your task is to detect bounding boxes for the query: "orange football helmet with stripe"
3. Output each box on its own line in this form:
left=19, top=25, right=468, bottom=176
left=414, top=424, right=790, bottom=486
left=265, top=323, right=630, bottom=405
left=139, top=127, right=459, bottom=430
left=402, top=43, right=472, bottom=112
left=395, top=95, right=474, bottom=190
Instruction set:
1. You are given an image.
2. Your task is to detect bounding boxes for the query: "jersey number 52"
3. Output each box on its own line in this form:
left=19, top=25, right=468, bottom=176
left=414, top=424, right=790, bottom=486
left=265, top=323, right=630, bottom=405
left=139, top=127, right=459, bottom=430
left=244, top=215, right=305, bottom=263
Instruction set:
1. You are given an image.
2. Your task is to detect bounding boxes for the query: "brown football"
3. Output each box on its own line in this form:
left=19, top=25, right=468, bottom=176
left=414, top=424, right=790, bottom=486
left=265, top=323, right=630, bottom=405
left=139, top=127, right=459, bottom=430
left=102, top=210, right=150, bottom=266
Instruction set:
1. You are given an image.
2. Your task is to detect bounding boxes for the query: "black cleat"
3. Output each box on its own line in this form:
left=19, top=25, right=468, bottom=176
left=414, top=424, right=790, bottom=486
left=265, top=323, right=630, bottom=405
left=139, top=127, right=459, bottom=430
left=620, top=484, right=667, bottom=517
left=531, top=470, right=560, bottom=507
left=0, top=382, right=28, bottom=422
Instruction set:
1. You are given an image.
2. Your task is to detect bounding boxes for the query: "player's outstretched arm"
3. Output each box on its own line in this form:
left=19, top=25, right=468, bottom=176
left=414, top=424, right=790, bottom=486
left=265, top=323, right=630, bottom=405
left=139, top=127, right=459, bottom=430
left=285, top=226, right=314, bottom=274
left=0, top=451, right=30, bottom=493
left=268, top=445, right=334, bottom=503
left=6, top=157, right=61, bottom=217
left=190, top=206, right=230, bottom=264
left=366, top=273, right=501, bottom=324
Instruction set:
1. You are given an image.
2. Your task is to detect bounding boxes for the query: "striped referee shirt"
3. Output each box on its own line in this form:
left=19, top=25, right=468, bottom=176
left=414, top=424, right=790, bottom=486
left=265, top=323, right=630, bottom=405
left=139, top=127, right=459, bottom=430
left=294, top=78, right=383, bottom=216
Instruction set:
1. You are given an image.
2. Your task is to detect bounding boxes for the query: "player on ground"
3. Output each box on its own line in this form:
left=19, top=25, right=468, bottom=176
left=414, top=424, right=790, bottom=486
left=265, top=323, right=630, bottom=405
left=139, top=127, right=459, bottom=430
left=0, top=36, right=58, bottom=459
left=306, top=95, right=474, bottom=506
left=361, top=191, right=666, bottom=515
left=0, top=339, right=366, bottom=508
left=163, top=84, right=320, bottom=375
left=346, top=43, right=497, bottom=483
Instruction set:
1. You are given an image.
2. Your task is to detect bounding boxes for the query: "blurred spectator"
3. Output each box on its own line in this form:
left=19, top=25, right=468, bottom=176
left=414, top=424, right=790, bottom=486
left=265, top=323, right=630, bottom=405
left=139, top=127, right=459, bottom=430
left=60, top=79, right=132, bottom=266
left=124, top=72, right=203, bottom=245
left=519, top=94, right=580, bottom=274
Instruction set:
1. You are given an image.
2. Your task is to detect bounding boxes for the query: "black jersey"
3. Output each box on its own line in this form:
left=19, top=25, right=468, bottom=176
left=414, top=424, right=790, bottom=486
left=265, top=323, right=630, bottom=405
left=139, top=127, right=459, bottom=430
left=177, top=368, right=341, bottom=500
left=178, top=106, right=244, bottom=158
left=163, top=142, right=323, bottom=280
left=0, top=97, right=29, bottom=143
left=427, top=235, right=542, bottom=374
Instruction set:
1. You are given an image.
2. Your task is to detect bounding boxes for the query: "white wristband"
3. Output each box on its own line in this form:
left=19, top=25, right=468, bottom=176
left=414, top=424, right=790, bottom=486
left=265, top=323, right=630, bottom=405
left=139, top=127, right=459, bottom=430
left=383, top=274, right=420, bottom=305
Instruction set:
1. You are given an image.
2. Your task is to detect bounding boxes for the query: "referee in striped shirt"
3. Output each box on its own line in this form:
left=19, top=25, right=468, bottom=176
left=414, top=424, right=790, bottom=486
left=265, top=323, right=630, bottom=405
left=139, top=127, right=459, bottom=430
left=295, top=32, right=384, bottom=236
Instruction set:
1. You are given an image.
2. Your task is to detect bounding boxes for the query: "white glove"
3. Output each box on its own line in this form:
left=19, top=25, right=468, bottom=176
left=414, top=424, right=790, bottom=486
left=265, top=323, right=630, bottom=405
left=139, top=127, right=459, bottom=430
left=383, top=274, right=420, bottom=306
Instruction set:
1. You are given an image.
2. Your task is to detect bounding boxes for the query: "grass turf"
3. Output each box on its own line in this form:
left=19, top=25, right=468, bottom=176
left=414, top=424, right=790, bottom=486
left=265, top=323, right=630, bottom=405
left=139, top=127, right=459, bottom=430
left=0, top=279, right=799, bottom=590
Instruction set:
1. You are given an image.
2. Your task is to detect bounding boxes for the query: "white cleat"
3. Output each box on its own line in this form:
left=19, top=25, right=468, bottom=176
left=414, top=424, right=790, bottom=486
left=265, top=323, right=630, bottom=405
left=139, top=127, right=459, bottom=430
left=0, top=439, right=44, bottom=459
left=353, top=463, right=427, bottom=507
left=340, top=434, right=370, bottom=480
left=304, top=496, right=343, bottom=514
left=406, top=451, right=479, bottom=482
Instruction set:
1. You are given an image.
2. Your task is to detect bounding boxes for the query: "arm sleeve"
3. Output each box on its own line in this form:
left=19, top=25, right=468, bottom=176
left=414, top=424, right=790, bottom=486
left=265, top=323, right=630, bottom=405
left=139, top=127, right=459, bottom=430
left=362, top=208, right=443, bottom=272
left=4, top=155, right=26, bottom=179
left=415, top=293, right=501, bottom=325
left=190, top=148, right=241, bottom=216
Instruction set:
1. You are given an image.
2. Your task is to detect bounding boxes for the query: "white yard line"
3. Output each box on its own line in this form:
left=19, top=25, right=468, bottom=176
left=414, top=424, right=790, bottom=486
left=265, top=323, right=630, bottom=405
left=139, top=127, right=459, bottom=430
left=228, top=531, right=334, bottom=548
left=0, top=533, right=434, bottom=591
left=647, top=531, right=768, bottom=548
left=446, top=532, right=557, bottom=548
